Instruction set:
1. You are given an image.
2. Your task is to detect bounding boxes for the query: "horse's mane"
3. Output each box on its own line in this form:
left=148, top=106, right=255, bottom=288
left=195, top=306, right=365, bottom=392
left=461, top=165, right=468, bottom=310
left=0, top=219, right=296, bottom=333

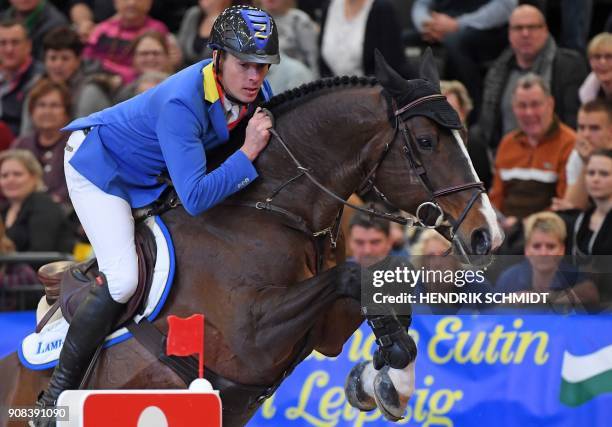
left=263, top=76, right=378, bottom=116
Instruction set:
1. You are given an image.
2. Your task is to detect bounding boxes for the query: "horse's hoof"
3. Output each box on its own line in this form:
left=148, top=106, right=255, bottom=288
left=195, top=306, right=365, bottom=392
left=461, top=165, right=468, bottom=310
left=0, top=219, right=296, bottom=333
left=373, top=363, right=415, bottom=421
left=345, top=361, right=377, bottom=411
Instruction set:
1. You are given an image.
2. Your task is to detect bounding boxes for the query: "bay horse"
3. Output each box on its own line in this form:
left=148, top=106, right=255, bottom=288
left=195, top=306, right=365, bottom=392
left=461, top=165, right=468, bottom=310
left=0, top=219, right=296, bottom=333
left=0, top=51, right=502, bottom=426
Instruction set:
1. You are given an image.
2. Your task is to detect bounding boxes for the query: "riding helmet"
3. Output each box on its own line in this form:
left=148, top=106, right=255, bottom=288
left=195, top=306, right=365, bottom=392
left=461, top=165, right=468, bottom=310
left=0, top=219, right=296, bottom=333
left=209, top=5, right=280, bottom=64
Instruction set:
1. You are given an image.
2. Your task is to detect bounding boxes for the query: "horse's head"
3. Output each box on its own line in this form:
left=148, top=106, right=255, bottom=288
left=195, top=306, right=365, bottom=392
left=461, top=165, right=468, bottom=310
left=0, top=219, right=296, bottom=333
left=370, top=49, right=503, bottom=257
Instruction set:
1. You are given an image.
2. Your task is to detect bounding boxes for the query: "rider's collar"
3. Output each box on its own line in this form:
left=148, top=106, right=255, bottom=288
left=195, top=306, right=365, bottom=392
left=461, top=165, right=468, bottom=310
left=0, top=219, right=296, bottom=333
left=202, top=62, right=250, bottom=125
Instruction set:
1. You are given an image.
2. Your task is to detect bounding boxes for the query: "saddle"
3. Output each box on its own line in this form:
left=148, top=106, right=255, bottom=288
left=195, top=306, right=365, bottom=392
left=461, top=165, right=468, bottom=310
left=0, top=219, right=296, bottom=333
left=36, top=222, right=157, bottom=332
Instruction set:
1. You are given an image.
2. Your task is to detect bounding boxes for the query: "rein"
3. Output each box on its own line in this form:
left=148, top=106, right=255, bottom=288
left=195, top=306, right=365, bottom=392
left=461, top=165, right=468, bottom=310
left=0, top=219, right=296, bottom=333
left=238, top=92, right=484, bottom=259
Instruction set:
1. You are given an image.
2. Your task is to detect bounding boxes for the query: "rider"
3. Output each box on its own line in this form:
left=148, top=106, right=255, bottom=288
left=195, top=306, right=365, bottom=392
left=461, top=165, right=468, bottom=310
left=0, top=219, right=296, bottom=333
left=31, top=5, right=279, bottom=424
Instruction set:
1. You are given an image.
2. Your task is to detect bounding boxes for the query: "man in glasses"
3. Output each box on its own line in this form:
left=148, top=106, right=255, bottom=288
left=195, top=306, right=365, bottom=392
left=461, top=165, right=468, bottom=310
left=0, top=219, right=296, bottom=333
left=472, top=4, right=587, bottom=153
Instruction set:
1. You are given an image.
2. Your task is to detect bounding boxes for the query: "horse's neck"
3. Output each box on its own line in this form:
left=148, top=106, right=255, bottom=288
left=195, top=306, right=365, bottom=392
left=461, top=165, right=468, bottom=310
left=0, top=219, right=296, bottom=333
left=243, top=87, right=388, bottom=231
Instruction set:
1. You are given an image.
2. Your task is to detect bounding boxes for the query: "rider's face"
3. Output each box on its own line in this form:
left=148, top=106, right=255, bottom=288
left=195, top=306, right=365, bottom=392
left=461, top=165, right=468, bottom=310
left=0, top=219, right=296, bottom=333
left=216, top=52, right=270, bottom=104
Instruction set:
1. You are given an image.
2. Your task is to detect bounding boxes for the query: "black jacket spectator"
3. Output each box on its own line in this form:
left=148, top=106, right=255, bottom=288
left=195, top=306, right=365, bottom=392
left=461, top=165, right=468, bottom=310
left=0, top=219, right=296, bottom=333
left=473, top=46, right=587, bottom=150
left=318, top=0, right=407, bottom=77
left=2, top=191, right=74, bottom=253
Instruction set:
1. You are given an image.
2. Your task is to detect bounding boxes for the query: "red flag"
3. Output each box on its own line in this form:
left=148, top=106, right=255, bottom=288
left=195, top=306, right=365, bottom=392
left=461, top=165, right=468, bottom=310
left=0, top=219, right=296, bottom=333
left=166, top=314, right=205, bottom=378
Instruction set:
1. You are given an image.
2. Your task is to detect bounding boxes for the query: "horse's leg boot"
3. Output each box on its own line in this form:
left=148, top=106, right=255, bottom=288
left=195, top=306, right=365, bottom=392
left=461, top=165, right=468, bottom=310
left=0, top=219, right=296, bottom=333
left=344, top=360, right=377, bottom=411
left=373, top=361, right=416, bottom=421
left=29, top=274, right=124, bottom=427
left=365, top=314, right=417, bottom=421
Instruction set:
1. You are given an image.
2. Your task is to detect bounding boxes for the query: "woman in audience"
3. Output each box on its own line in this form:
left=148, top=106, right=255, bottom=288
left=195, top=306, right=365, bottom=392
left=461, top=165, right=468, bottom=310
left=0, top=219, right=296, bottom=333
left=115, top=31, right=173, bottom=102
left=177, top=0, right=236, bottom=65
left=496, top=211, right=599, bottom=307
left=0, top=149, right=74, bottom=253
left=567, top=149, right=612, bottom=306
left=13, top=79, right=71, bottom=205
left=261, top=0, right=319, bottom=74
left=567, top=150, right=612, bottom=257
left=579, top=32, right=612, bottom=103
left=318, top=0, right=406, bottom=77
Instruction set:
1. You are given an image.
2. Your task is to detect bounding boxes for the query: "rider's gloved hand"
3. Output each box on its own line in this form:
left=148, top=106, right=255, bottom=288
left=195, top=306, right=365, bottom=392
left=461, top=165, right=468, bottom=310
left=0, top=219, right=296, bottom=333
left=241, top=107, right=272, bottom=161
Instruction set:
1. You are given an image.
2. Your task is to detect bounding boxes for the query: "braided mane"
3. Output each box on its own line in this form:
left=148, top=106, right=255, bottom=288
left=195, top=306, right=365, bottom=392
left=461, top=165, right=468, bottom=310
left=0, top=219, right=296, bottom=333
left=263, top=76, right=378, bottom=115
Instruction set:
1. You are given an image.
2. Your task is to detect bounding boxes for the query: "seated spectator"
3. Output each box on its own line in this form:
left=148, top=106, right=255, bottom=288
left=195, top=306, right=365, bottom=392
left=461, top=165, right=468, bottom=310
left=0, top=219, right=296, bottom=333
left=564, top=150, right=612, bottom=304
left=490, top=73, right=575, bottom=223
left=177, top=0, right=235, bottom=66
left=0, top=149, right=74, bottom=253
left=0, top=120, right=15, bottom=151
left=561, top=150, right=612, bottom=258
left=83, top=0, right=169, bottom=84
left=114, top=30, right=173, bottom=102
left=1, top=0, right=68, bottom=60
left=441, top=80, right=493, bottom=189
left=319, top=0, right=406, bottom=77
left=579, top=33, right=612, bottom=104
left=0, top=19, right=43, bottom=136
left=347, top=212, right=393, bottom=267
left=261, top=0, right=320, bottom=74
left=553, top=100, right=612, bottom=211
left=12, top=79, right=71, bottom=205
left=20, top=26, right=114, bottom=135
left=410, top=0, right=516, bottom=117
left=472, top=4, right=587, bottom=152
left=496, top=211, right=599, bottom=307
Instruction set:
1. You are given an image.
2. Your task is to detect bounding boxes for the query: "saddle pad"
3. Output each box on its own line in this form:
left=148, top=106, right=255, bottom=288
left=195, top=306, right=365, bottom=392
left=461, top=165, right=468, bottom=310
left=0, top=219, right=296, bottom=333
left=18, top=216, right=176, bottom=370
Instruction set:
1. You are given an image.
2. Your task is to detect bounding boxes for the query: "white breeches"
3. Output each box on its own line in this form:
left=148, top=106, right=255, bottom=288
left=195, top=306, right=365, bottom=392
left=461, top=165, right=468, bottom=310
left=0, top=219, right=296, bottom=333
left=64, top=130, right=138, bottom=303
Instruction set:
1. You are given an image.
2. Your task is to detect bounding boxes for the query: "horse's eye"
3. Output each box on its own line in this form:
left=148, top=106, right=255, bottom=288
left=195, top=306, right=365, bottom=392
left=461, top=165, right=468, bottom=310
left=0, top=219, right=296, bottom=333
left=416, top=136, right=434, bottom=151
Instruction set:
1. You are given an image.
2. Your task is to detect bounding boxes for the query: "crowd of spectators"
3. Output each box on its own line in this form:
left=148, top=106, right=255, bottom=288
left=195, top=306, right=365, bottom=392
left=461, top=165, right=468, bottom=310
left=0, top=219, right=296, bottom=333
left=0, top=0, right=611, bottom=310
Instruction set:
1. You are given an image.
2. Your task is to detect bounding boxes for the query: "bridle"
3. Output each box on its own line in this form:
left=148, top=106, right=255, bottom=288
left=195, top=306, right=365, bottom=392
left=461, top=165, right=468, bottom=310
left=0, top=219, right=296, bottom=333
left=360, top=93, right=485, bottom=254
left=239, top=93, right=485, bottom=256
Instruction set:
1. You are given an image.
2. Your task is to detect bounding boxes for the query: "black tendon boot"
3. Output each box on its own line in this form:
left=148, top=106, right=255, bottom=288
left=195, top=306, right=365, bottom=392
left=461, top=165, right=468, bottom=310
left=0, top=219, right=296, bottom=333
left=30, top=274, right=124, bottom=427
left=368, top=313, right=417, bottom=421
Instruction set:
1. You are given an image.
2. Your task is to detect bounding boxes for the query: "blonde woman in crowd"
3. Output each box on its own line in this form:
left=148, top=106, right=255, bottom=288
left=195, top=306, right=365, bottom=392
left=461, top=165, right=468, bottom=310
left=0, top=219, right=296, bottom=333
left=0, top=149, right=74, bottom=253
left=579, top=32, right=612, bottom=103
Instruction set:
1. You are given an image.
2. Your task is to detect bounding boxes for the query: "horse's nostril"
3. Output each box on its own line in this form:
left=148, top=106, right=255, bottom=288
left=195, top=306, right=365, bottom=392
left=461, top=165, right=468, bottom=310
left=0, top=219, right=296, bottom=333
left=471, top=228, right=491, bottom=255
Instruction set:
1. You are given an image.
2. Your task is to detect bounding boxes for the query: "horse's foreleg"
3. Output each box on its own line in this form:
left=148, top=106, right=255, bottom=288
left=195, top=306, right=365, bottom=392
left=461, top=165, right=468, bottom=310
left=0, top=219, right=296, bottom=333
left=313, top=298, right=362, bottom=356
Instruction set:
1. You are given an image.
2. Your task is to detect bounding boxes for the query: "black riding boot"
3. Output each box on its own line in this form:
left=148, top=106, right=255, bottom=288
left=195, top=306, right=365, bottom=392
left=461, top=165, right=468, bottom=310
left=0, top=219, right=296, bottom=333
left=30, top=275, right=124, bottom=427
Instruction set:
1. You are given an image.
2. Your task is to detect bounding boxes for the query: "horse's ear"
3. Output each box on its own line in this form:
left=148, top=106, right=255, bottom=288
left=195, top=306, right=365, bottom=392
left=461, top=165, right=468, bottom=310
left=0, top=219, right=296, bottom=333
left=419, top=47, right=440, bottom=92
left=374, top=49, right=409, bottom=97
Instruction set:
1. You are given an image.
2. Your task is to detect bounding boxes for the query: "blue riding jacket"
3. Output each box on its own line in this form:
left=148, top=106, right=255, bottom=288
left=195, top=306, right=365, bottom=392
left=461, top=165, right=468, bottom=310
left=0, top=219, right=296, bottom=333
left=63, top=59, right=273, bottom=215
